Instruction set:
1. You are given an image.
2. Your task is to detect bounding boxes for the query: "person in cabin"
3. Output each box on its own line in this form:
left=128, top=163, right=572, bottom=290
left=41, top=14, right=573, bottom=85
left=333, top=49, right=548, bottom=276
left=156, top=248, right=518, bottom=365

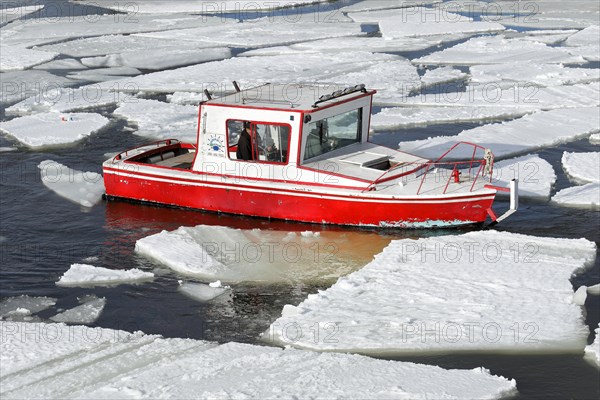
left=236, top=121, right=253, bottom=160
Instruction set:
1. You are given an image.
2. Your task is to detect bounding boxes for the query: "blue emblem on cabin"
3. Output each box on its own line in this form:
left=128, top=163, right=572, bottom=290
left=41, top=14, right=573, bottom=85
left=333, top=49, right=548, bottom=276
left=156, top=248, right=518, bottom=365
left=207, top=135, right=224, bottom=153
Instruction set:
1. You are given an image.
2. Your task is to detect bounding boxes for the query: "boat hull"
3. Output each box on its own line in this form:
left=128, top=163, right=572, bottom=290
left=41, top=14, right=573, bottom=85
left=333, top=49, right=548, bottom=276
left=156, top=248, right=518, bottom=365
left=103, top=167, right=496, bottom=228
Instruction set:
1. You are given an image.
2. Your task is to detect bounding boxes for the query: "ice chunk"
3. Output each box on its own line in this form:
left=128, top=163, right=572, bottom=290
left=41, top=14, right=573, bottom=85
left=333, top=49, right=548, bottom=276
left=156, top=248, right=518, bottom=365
left=561, top=152, right=600, bottom=184
left=0, top=322, right=518, bottom=399
left=0, top=70, right=73, bottom=105
left=0, top=45, right=59, bottom=72
left=66, top=66, right=142, bottom=82
left=585, top=323, right=600, bottom=367
left=591, top=134, right=600, bottom=145
left=113, top=99, right=198, bottom=142
left=38, top=160, right=105, bottom=208
left=397, top=108, right=600, bottom=160
left=56, top=264, right=154, bottom=287
left=2, top=112, right=109, bottom=148
left=421, top=66, right=468, bottom=87
left=415, top=35, right=585, bottom=65
left=573, top=286, right=588, bottom=306
left=136, top=225, right=390, bottom=283
left=0, top=5, right=43, bottom=24
left=178, top=282, right=231, bottom=302
left=564, top=26, right=600, bottom=61
left=588, top=284, right=600, bottom=296
left=341, top=0, right=440, bottom=13
left=0, top=147, right=17, bottom=152
left=492, top=154, right=556, bottom=199
left=470, top=63, right=599, bottom=87
left=167, top=91, right=207, bottom=105
left=50, top=296, right=106, bottom=325
left=551, top=183, right=600, bottom=209
left=266, top=231, right=596, bottom=354
left=0, top=296, right=56, bottom=319
left=33, top=58, right=88, bottom=71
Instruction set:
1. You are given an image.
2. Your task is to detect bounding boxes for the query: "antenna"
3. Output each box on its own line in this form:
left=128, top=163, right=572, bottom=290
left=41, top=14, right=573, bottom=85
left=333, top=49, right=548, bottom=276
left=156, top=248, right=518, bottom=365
left=204, top=89, right=213, bottom=101
left=232, top=81, right=241, bottom=92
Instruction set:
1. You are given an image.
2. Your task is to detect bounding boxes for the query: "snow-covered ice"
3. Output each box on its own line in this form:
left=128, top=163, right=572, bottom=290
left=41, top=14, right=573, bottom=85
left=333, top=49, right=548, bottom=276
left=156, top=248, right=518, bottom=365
left=492, top=155, right=556, bottom=199
left=113, top=99, right=198, bottom=142
left=552, top=183, right=600, bottom=209
left=49, top=296, right=106, bottom=325
left=33, top=58, right=88, bottom=71
left=397, top=108, right=600, bottom=160
left=341, top=0, right=440, bottom=13
left=421, top=66, right=468, bottom=87
left=494, top=3, right=599, bottom=30
left=1, top=112, right=110, bottom=148
left=470, top=63, right=599, bottom=87
left=266, top=231, right=596, bottom=354
left=0, top=45, right=58, bottom=72
left=38, top=160, right=105, bottom=208
left=56, top=264, right=154, bottom=287
left=167, top=91, right=207, bottom=105
left=564, top=26, right=600, bottom=62
left=585, top=323, right=600, bottom=367
left=591, top=133, right=600, bottom=145
left=0, top=70, right=73, bottom=105
left=0, top=321, right=518, bottom=399
left=66, top=66, right=141, bottom=82
left=415, top=35, right=585, bottom=65
left=136, top=225, right=390, bottom=283
left=561, top=152, right=600, bottom=184
left=178, top=282, right=231, bottom=302
left=0, top=296, right=56, bottom=320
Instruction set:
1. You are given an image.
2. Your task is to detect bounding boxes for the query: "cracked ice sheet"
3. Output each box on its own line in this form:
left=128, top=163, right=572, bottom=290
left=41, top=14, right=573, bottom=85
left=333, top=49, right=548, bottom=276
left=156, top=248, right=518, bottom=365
left=0, top=45, right=58, bottom=72
left=397, top=108, right=600, bottom=160
left=421, top=66, right=467, bottom=87
left=491, top=154, right=556, bottom=199
left=240, top=33, right=472, bottom=56
left=470, top=63, right=599, bottom=87
left=348, top=8, right=505, bottom=37
left=562, top=152, right=600, bottom=184
left=77, top=0, right=332, bottom=13
left=266, top=231, right=596, bottom=355
left=116, top=52, right=409, bottom=95
left=1, top=112, right=109, bottom=148
left=113, top=99, right=198, bottom=142
left=564, top=26, right=600, bottom=62
left=0, top=14, right=227, bottom=48
left=0, top=70, right=75, bottom=105
left=136, top=225, right=391, bottom=284
left=38, top=160, right=105, bottom=208
left=0, top=322, right=517, bottom=400
left=135, top=15, right=360, bottom=49
left=56, top=264, right=154, bottom=287
left=340, top=0, right=441, bottom=13
left=415, top=35, right=585, bottom=65
left=493, top=0, right=600, bottom=30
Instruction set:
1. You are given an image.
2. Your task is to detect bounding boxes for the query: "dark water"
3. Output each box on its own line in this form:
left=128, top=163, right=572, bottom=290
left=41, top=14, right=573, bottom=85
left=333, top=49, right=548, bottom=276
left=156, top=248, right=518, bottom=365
left=1, top=1, right=600, bottom=399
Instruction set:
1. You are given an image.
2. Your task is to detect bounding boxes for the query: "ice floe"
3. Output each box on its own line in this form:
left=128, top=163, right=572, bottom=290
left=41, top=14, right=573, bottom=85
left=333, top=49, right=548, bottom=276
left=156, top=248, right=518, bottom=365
left=167, top=91, right=207, bottom=105
left=397, top=108, right=600, bottom=160
left=564, top=26, right=600, bottom=62
left=136, top=225, right=390, bottom=283
left=585, top=323, right=600, bottom=367
left=470, top=63, right=599, bottom=87
left=178, top=282, right=231, bottom=302
left=591, top=133, right=600, bottom=145
left=66, top=66, right=142, bottom=82
left=1, top=112, right=110, bottom=148
left=494, top=0, right=600, bottom=30
left=421, top=66, right=468, bottom=87
left=0, top=296, right=56, bottom=320
left=56, top=264, right=154, bottom=287
left=266, top=231, right=596, bottom=354
left=562, top=152, right=600, bottom=184
left=492, top=154, right=556, bottom=199
left=0, top=45, right=58, bottom=72
left=0, top=70, right=73, bottom=105
left=552, top=183, right=600, bottom=209
left=49, top=296, right=106, bottom=325
left=113, top=99, right=198, bottom=142
left=0, top=321, right=518, bottom=399
left=38, top=160, right=105, bottom=208
left=33, top=58, right=88, bottom=71
left=415, top=35, right=585, bottom=65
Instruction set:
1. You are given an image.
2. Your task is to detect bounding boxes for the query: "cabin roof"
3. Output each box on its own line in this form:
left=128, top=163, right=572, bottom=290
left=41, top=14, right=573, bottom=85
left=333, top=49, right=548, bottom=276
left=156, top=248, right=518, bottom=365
left=203, top=83, right=374, bottom=112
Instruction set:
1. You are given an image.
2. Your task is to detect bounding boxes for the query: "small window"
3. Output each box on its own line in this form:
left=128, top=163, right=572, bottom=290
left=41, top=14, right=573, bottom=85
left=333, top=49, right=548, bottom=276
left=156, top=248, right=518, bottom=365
left=227, top=120, right=290, bottom=164
left=304, top=108, right=362, bottom=162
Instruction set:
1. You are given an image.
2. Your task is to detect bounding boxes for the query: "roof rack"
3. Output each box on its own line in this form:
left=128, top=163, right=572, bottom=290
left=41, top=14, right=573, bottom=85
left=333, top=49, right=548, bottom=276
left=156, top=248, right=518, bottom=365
left=311, top=84, right=367, bottom=108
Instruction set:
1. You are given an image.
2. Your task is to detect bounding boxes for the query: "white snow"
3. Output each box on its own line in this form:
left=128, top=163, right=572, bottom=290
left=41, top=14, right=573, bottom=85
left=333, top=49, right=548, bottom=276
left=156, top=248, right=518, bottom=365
left=38, top=160, right=105, bottom=208
left=50, top=296, right=106, bottom=325
left=56, top=264, right=154, bottom=287
left=266, top=231, right=596, bottom=354
left=562, top=152, right=600, bottom=184
left=178, top=282, right=231, bottom=302
left=66, top=66, right=142, bottom=83
left=167, top=91, right=207, bottom=105
left=415, top=35, right=585, bottom=65
left=551, top=183, right=600, bottom=209
left=591, top=134, right=600, bottom=145
left=1, top=112, right=109, bottom=148
left=341, top=0, right=440, bottom=13
left=0, top=321, right=518, bottom=399
left=585, top=323, right=600, bottom=367
left=397, top=108, right=600, bottom=160
left=136, top=225, right=390, bottom=283
left=0, top=70, right=73, bottom=105
left=421, top=66, right=468, bottom=87
left=0, top=296, right=56, bottom=320
left=470, top=63, right=599, bottom=87
left=492, top=155, right=556, bottom=199
left=564, top=26, right=600, bottom=62
left=0, top=5, right=43, bottom=24
left=494, top=2, right=599, bottom=30
left=0, top=45, right=59, bottom=72
left=113, top=99, right=199, bottom=142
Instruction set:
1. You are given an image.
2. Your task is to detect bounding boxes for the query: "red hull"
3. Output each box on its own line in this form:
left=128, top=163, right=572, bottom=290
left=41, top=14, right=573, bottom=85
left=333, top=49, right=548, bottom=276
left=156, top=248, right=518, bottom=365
left=104, top=168, right=495, bottom=227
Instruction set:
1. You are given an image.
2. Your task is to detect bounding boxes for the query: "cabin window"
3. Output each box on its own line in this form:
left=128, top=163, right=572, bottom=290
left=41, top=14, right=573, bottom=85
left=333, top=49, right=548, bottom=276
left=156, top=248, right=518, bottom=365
left=303, top=108, right=362, bottom=162
left=226, top=120, right=290, bottom=164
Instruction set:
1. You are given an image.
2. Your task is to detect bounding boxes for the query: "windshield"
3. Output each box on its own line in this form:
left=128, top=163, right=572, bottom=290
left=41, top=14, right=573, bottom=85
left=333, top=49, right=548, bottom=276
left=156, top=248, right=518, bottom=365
left=303, top=108, right=362, bottom=162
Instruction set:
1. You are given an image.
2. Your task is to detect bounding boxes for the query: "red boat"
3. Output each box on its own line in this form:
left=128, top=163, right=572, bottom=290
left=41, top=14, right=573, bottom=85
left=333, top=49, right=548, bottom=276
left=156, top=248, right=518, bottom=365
left=103, top=83, right=517, bottom=228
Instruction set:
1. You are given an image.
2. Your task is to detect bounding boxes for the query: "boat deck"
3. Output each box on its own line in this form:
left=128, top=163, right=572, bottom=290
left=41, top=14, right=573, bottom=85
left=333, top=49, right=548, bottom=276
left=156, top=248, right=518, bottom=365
left=156, top=151, right=196, bottom=169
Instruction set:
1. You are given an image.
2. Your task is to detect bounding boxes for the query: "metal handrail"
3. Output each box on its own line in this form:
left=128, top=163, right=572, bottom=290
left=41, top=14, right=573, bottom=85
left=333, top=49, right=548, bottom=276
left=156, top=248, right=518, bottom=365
left=112, top=139, right=181, bottom=162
